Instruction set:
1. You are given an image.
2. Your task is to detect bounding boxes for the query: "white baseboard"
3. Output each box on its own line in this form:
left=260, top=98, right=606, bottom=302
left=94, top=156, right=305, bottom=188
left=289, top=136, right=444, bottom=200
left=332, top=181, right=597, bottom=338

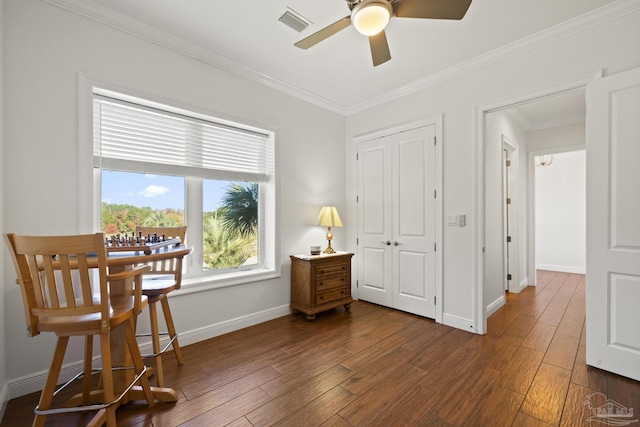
left=0, top=380, right=8, bottom=422
left=519, top=278, right=529, bottom=291
left=7, top=305, right=291, bottom=400
left=487, top=295, right=506, bottom=317
left=442, top=313, right=476, bottom=334
left=536, top=264, right=586, bottom=274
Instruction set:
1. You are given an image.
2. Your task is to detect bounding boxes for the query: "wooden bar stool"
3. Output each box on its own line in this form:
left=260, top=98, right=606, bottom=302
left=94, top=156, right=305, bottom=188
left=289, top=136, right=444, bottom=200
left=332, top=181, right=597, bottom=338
left=5, top=232, right=154, bottom=427
left=134, top=225, right=186, bottom=387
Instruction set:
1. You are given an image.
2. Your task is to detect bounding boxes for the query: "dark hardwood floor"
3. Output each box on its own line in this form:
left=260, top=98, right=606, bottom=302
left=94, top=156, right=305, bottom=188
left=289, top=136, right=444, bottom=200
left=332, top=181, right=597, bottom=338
left=2, top=270, right=639, bottom=426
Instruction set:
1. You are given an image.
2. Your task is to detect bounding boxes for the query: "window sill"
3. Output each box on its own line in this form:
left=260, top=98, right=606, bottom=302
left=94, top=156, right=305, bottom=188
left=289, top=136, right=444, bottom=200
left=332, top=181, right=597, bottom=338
left=174, top=267, right=281, bottom=296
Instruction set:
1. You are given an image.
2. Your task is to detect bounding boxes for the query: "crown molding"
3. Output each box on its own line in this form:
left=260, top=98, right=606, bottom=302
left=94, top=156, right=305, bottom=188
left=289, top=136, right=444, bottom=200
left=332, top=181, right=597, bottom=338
left=41, top=0, right=348, bottom=115
left=43, top=0, right=639, bottom=116
left=345, top=0, right=640, bottom=115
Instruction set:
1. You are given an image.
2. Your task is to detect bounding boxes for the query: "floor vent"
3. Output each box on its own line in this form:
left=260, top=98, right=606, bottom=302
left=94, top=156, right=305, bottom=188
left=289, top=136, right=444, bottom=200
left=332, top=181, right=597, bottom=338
left=279, top=8, right=311, bottom=32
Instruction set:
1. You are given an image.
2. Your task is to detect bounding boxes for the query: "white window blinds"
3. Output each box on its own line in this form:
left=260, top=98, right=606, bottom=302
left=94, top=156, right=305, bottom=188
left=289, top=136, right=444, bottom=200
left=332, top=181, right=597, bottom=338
left=93, top=94, right=273, bottom=182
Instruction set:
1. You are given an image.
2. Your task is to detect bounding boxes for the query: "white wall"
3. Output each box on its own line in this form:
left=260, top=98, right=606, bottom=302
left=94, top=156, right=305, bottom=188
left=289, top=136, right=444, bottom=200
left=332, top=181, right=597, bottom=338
left=0, top=0, right=8, bottom=417
left=484, top=110, right=528, bottom=314
left=2, top=0, right=345, bottom=398
left=527, top=121, right=586, bottom=281
left=346, top=5, right=640, bottom=332
left=535, top=150, right=586, bottom=273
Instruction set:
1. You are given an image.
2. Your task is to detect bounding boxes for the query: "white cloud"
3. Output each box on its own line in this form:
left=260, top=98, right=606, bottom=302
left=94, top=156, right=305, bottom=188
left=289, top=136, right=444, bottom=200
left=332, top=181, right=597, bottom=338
left=139, top=185, right=170, bottom=198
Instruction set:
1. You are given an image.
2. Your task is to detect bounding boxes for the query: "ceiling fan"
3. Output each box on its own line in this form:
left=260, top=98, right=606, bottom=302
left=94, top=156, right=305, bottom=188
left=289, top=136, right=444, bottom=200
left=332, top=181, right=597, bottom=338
left=294, top=0, right=472, bottom=67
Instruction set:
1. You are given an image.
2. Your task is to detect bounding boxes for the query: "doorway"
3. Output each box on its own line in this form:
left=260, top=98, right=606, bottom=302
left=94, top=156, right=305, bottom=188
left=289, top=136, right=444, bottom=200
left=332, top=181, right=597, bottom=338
left=475, top=73, right=595, bottom=334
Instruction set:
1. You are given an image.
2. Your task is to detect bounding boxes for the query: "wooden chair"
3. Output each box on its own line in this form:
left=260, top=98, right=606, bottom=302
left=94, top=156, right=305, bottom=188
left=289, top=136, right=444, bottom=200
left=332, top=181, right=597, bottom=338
left=134, top=225, right=186, bottom=387
left=4, top=232, right=154, bottom=427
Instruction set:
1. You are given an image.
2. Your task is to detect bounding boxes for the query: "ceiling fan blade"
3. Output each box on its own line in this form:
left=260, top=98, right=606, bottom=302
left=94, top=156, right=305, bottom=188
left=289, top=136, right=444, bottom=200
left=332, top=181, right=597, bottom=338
left=294, top=16, right=352, bottom=49
left=394, top=0, right=472, bottom=20
left=369, top=30, right=391, bottom=67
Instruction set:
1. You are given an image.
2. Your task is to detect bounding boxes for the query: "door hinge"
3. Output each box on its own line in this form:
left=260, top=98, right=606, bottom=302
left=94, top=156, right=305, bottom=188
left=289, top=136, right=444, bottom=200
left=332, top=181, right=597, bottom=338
left=434, top=296, right=436, bottom=305
left=356, top=195, right=359, bottom=203
left=507, top=274, right=512, bottom=281
left=356, top=280, right=359, bottom=288
left=356, top=153, right=359, bottom=161
left=506, top=198, right=511, bottom=205
left=434, top=189, right=437, bottom=198
left=434, top=136, right=436, bottom=146
left=507, top=236, right=511, bottom=243
left=506, top=160, right=511, bottom=167
left=356, top=237, right=359, bottom=245
left=434, top=242, right=436, bottom=252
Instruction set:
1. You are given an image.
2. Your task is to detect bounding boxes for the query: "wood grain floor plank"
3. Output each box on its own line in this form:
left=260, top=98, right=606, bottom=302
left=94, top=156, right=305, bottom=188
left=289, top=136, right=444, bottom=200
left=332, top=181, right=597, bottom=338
left=521, top=322, right=556, bottom=353
left=496, top=345, right=545, bottom=395
left=177, top=387, right=272, bottom=427
left=434, top=364, right=501, bottom=426
left=543, top=332, right=580, bottom=371
left=276, top=385, right=357, bottom=427
left=340, top=346, right=417, bottom=395
left=520, top=363, right=572, bottom=425
left=366, top=384, right=441, bottom=427
left=559, top=383, right=595, bottom=427
left=246, top=364, right=354, bottom=426
left=470, top=385, right=525, bottom=427
left=338, top=364, right=427, bottom=425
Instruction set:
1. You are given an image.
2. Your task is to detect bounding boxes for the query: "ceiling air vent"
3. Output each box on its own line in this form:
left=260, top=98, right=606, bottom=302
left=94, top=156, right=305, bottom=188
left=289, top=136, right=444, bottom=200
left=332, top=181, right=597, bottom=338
left=279, top=8, right=311, bottom=33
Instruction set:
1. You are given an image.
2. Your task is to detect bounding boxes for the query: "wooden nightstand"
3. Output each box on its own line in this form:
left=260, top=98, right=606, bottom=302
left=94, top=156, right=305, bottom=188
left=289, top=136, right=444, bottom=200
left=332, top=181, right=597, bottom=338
left=290, top=252, right=354, bottom=320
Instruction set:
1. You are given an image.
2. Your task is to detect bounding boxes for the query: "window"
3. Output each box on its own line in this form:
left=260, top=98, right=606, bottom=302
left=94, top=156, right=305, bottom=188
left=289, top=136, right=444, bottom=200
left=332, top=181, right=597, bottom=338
left=92, top=88, right=277, bottom=286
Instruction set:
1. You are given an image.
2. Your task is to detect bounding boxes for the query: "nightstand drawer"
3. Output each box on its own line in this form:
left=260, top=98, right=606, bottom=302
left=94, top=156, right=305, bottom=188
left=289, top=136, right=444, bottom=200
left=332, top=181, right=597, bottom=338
left=316, top=274, right=347, bottom=291
left=315, top=263, right=349, bottom=278
left=317, top=287, right=349, bottom=305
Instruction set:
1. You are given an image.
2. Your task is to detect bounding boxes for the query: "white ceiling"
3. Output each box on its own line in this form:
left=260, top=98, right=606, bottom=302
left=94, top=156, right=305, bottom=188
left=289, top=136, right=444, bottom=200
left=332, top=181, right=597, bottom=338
left=50, top=0, right=611, bottom=119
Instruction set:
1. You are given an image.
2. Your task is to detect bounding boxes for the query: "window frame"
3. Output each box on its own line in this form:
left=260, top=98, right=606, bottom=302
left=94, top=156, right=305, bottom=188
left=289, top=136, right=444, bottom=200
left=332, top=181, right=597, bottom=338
left=79, top=76, right=280, bottom=291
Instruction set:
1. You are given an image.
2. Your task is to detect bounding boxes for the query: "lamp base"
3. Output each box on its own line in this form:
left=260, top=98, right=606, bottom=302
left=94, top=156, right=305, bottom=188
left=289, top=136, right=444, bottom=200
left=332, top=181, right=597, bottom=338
left=323, top=240, right=336, bottom=254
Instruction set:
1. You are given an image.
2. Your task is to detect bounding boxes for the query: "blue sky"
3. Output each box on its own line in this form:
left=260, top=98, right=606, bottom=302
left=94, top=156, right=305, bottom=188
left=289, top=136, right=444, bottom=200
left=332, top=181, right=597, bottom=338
left=102, top=170, right=229, bottom=212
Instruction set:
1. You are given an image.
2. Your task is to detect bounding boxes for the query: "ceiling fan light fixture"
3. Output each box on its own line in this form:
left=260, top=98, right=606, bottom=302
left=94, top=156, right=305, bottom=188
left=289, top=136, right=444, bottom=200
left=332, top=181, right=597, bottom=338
left=352, top=0, right=392, bottom=36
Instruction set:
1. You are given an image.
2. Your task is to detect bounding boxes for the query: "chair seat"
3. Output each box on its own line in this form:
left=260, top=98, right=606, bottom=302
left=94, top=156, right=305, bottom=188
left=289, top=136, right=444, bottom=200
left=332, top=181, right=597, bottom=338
left=142, top=279, right=178, bottom=297
left=38, top=295, right=148, bottom=335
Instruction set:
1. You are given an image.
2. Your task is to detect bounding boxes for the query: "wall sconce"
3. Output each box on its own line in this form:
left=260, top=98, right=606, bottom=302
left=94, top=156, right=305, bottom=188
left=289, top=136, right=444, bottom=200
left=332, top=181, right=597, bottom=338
left=535, top=154, right=553, bottom=167
left=317, top=206, right=342, bottom=254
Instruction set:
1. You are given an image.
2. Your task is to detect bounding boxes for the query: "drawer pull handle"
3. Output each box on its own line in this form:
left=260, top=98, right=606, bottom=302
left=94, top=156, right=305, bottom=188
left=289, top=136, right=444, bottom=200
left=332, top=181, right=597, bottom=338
left=319, top=295, right=324, bottom=300
left=319, top=282, right=324, bottom=286
left=319, top=270, right=324, bottom=274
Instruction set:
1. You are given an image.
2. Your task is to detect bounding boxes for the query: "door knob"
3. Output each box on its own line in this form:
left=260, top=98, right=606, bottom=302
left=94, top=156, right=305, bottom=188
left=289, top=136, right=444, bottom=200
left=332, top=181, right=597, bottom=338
left=380, top=240, right=391, bottom=246
left=394, top=241, right=400, bottom=246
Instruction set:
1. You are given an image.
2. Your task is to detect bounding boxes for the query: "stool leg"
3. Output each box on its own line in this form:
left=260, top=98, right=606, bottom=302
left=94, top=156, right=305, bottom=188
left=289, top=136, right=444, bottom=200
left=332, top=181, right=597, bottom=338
left=149, top=300, right=164, bottom=387
left=82, top=336, right=94, bottom=406
left=160, top=296, right=183, bottom=365
left=34, top=336, right=69, bottom=427
left=99, top=332, right=117, bottom=427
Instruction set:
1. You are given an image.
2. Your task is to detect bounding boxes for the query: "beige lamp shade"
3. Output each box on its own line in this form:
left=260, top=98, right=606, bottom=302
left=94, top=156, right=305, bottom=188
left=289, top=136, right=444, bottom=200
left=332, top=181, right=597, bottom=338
left=317, top=206, right=343, bottom=227
left=317, top=206, right=342, bottom=254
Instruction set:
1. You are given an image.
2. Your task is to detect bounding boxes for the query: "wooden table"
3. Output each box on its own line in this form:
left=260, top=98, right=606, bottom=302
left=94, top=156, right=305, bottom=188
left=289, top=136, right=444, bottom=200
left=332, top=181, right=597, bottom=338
left=66, top=244, right=192, bottom=407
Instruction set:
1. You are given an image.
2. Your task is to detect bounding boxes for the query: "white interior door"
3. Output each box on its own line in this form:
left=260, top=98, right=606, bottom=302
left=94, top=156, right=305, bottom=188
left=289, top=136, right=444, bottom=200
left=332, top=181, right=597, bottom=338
left=357, top=136, right=394, bottom=307
left=586, top=67, right=640, bottom=381
left=357, top=125, right=436, bottom=318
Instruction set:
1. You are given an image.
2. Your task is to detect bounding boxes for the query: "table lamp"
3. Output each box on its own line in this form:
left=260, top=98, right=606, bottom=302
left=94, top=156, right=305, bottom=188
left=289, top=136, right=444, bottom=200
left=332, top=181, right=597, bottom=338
left=317, top=206, right=342, bottom=254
